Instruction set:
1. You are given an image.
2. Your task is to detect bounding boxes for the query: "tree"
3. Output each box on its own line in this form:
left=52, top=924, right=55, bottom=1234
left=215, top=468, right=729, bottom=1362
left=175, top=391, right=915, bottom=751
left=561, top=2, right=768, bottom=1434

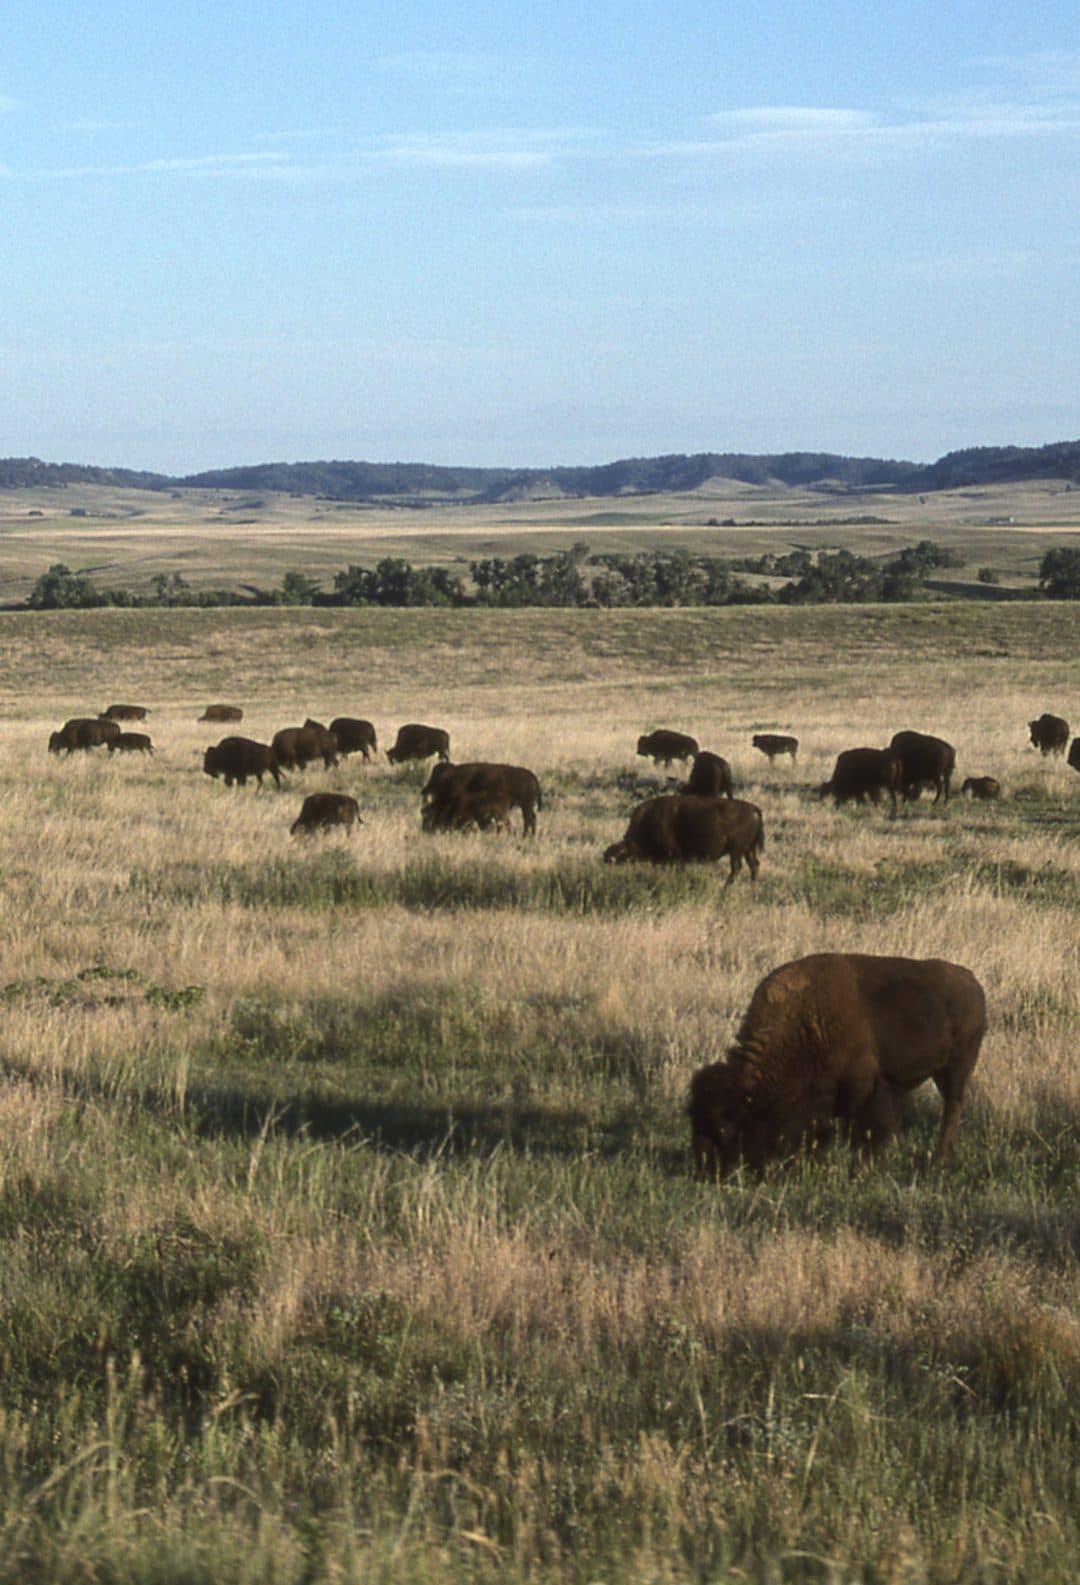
left=28, top=563, right=102, bottom=609
left=278, top=570, right=322, bottom=605
left=1039, top=548, right=1080, bottom=599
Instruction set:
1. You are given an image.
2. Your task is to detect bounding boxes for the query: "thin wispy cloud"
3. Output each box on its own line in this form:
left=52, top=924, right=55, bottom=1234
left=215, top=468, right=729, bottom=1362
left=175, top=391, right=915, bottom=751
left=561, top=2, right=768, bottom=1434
left=365, top=126, right=601, bottom=171
left=35, top=151, right=295, bottom=181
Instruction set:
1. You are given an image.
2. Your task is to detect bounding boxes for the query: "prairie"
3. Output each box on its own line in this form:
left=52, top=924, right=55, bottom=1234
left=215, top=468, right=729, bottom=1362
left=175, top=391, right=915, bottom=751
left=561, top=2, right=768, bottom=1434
left=0, top=599, right=1077, bottom=1583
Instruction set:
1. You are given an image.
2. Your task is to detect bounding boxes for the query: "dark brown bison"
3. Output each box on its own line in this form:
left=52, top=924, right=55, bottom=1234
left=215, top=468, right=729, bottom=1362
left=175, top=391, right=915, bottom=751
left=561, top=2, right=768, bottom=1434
left=388, top=723, right=451, bottom=765
left=961, top=776, right=1001, bottom=800
left=329, top=717, right=378, bottom=762
left=272, top=724, right=339, bottom=773
left=290, top=792, right=362, bottom=836
left=687, top=954, right=986, bottom=1176
left=199, top=704, right=243, bottom=723
left=821, top=748, right=902, bottom=813
left=1029, top=713, right=1070, bottom=756
left=48, top=717, right=121, bottom=754
left=752, top=733, right=798, bottom=763
left=422, top=762, right=542, bottom=836
left=101, top=703, right=148, bottom=722
left=603, top=794, right=764, bottom=885
left=636, top=729, right=699, bottom=767
left=203, top=736, right=282, bottom=788
left=1069, top=739, right=1080, bottom=773
left=681, top=751, right=734, bottom=799
left=889, top=730, right=956, bottom=804
left=108, top=731, right=153, bottom=756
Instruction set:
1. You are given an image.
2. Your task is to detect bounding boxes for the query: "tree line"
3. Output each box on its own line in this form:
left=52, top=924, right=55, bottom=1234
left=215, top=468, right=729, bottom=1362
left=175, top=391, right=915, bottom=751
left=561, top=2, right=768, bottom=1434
left=21, top=544, right=1080, bottom=611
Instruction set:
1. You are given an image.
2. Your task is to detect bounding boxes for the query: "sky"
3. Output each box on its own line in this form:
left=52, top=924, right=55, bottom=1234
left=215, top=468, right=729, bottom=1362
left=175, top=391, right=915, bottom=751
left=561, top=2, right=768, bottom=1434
left=2, top=1, right=1079, bottom=474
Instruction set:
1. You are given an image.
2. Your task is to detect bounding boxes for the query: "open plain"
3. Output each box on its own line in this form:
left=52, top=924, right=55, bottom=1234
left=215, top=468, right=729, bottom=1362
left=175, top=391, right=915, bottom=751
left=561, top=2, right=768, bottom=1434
left=0, top=498, right=1078, bottom=1580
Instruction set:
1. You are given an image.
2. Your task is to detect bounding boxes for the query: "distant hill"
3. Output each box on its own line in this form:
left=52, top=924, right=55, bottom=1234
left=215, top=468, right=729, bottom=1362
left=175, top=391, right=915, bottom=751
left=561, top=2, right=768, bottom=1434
left=1, top=438, right=1078, bottom=502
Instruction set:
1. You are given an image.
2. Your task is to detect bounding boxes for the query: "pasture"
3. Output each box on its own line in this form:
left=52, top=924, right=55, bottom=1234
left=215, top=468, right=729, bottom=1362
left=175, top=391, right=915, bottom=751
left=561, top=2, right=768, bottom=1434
left=0, top=600, right=1078, bottom=1583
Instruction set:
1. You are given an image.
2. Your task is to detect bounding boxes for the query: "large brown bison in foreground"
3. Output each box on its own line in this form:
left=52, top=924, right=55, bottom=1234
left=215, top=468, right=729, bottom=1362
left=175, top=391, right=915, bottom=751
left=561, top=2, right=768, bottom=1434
left=329, top=717, right=378, bottom=761
left=889, top=729, right=956, bottom=804
left=203, top=737, right=282, bottom=788
left=603, top=794, right=764, bottom=886
left=752, top=733, right=798, bottom=763
left=820, top=747, right=902, bottom=813
left=636, top=729, right=699, bottom=767
left=681, top=751, right=734, bottom=799
left=199, top=704, right=243, bottom=723
left=1029, top=713, right=1070, bottom=756
left=49, top=717, right=121, bottom=754
left=290, top=792, right=362, bottom=836
left=688, top=954, right=986, bottom=1176
left=388, top=723, right=451, bottom=765
left=422, top=761, right=542, bottom=836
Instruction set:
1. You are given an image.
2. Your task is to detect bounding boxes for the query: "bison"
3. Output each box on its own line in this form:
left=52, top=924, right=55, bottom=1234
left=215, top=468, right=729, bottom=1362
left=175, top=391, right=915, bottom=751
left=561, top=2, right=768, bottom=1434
left=752, top=733, right=798, bottom=763
left=108, top=731, right=153, bottom=756
left=48, top=717, right=121, bottom=754
left=1069, top=739, right=1080, bottom=774
left=681, top=751, right=734, bottom=799
left=272, top=723, right=339, bottom=773
left=961, top=776, right=1001, bottom=800
left=687, top=953, right=986, bottom=1176
left=203, top=736, right=282, bottom=788
left=603, top=794, right=764, bottom=886
left=1029, top=713, right=1070, bottom=756
left=820, top=747, right=902, bottom=813
left=101, top=703, right=148, bottom=722
left=889, top=730, right=956, bottom=805
left=636, top=729, right=699, bottom=767
left=388, top=723, right=451, bottom=765
left=199, top=704, right=243, bottom=723
left=290, top=792, right=362, bottom=836
left=329, top=717, right=378, bottom=762
left=422, top=761, right=542, bottom=836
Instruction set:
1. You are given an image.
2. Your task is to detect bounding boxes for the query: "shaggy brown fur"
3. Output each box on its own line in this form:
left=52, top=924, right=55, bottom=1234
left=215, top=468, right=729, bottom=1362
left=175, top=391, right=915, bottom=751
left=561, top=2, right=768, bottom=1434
left=388, top=723, right=451, bottom=764
left=290, top=792, right=362, bottom=835
left=688, top=954, right=986, bottom=1176
left=203, top=737, right=281, bottom=788
left=603, top=794, right=764, bottom=885
left=422, top=762, right=542, bottom=836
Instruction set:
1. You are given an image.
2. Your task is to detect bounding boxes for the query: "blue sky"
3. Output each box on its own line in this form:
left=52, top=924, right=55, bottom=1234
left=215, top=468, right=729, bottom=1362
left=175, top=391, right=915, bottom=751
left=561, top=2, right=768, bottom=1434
left=2, top=1, right=1079, bottom=473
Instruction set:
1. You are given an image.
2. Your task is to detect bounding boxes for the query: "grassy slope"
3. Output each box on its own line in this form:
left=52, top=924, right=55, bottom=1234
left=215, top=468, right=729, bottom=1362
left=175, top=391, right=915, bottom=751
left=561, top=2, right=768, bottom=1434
left=0, top=601, right=1077, bottom=1582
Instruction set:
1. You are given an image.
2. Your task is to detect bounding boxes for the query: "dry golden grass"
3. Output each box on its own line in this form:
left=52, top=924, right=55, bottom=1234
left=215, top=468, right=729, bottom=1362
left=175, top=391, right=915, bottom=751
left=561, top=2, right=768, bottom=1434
left=0, top=599, right=1076, bottom=1581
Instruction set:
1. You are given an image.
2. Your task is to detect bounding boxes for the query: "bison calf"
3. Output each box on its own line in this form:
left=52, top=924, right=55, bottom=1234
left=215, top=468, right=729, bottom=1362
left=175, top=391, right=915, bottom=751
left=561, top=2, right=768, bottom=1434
left=604, top=794, right=764, bottom=886
left=290, top=792, right=362, bottom=836
left=108, top=731, right=153, bottom=756
left=961, top=776, right=1001, bottom=800
left=752, top=733, right=798, bottom=763
left=688, top=954, right=986, bottom=1176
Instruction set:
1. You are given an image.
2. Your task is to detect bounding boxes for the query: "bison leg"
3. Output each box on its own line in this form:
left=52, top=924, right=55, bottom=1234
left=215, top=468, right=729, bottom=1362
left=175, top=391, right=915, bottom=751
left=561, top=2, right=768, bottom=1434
left=930, top=1044, right=980, bottom=1163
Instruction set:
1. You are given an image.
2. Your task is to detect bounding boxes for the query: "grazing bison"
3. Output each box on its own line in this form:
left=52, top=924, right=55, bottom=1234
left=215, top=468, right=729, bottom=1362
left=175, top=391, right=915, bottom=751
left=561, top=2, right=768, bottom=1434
left=681, top=751, right=734, bottom=799
left=272, top=723, right=338, bottom=773
left=687, top=954, right=986, bottom=1176
left=1029, top=713, right=1070, bottom=756
left=636, top=729, right=699, bottom=767
left=290, top=792, right=362, bottom=836
left=752, top=733, right=799, bottom=763
left=388, top=723, right=451, bottom=765
left=329, top=717, right=378, bottom=762
left=603, top=794, right=764, bottom=886
left=1069, top=739, right=1080, bottom=774
left=821, top=747, right=902, bottom=813
left=48, top=717, right=121, bottom=754
left=888, top=730, right=956, bottom=805
left=430, top=785, right=514, bottom=834
left=199, top=704, right=243, bottom=723
left=961, top=776, right=1001, bottom=801
left=108, top=731, right=153, bottom=756
left=203, top=736, right=282, bottom=788
left=422, top=761, right=542, bottom=836
left=101, top=703, right=148, bottom=722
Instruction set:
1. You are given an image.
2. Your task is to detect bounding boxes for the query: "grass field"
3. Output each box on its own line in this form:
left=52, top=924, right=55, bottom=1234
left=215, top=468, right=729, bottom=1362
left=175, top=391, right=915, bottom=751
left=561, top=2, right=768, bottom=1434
left=0, top=599, right=1078, bottom=1582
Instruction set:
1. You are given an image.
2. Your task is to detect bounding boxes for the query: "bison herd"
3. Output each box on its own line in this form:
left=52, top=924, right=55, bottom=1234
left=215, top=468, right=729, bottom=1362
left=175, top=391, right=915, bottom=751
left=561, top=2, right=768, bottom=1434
left=43, top=696, right=1075, bottom=1175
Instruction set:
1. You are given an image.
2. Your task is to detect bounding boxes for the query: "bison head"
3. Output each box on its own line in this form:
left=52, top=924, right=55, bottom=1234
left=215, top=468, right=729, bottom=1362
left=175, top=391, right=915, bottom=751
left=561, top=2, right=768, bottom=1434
left=202, top=746, right=221, bottom=778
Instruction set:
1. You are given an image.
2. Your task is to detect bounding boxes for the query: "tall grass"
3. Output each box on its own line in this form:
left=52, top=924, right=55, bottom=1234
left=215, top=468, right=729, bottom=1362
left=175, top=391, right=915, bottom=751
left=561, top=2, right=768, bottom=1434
left=0, top=602, right=1077, bottom=1581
